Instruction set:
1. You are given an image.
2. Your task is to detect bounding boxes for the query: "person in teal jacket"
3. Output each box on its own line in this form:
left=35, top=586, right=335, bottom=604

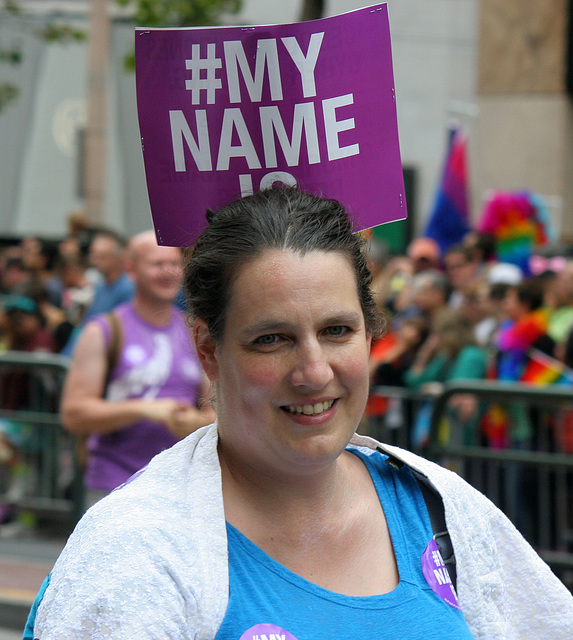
left=405, top=307, right=487, bottom=447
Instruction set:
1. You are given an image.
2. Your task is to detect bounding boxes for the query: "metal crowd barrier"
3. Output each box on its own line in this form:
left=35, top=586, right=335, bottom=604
left=368, top=381, right=573, bottom=590
left=0, top=351, right=83, bottom=530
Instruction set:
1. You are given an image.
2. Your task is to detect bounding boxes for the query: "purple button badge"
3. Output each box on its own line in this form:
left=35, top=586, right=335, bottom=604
left=421, top=539, right=460, bottom=610
left=239, top=623, right=300, bottom=640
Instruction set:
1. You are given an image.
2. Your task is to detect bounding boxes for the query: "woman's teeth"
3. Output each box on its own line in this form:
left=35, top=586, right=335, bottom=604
left=285, top=399, right=334, bottom=416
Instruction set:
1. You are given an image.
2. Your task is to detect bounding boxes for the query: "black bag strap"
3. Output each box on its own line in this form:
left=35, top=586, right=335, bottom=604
left=76, top=312, right=122, bottom=472
left=382, top=450, right=457, bottom=590
left=412, top=470, right=457, bottom=591
left=104, top=312, right=122, bottom=391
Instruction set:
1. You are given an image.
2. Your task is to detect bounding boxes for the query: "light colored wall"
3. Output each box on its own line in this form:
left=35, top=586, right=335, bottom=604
left=478, top=0, right=567, bottom=94
left=386, top=0, right=479, bottom=231
left=475, top=96, right=571, bottom=235
left=476, top=0, right=573, bottom=240
left=5, top=21, right=87, bottom=237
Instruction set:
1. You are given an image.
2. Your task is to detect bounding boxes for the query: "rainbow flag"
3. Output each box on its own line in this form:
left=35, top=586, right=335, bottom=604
left=424, top=126, right=470, bottom=254
left=520, top=349, right=573, bottom=386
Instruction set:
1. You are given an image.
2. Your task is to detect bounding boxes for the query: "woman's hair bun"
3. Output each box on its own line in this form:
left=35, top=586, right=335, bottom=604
left=205, top=208, right=216, bottom=224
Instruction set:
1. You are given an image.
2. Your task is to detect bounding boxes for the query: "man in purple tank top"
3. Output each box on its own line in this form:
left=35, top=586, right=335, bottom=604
left=61, top=231, right=215, bottom=508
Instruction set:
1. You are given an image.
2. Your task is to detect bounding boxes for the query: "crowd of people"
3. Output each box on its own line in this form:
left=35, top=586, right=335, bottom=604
left=0, top=213, right=120, bottom=358
left=366, top=231, right=573, bottom=456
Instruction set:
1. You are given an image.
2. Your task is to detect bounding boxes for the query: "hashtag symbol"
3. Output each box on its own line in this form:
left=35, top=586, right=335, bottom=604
left=432, top=550, right=443, bottom=567
left=185, top=43, right=222, bottom=105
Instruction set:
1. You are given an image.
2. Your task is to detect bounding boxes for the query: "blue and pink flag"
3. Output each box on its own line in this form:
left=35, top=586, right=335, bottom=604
left=424, top=127, right=470, bottom=254
left=135, top=4, right=406, bottom=247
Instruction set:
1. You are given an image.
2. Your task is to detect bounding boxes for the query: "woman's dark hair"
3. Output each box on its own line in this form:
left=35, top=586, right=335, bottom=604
left=184, top=186, right=385, bottom=341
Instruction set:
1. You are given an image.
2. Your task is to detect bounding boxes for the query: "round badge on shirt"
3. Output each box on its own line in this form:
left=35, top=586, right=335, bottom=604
left=240, top=623, right=299, bottom=640
left=421, top=539, right=460, bottom=610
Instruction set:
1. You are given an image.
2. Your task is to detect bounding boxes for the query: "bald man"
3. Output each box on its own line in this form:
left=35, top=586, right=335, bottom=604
left=61, top=231, right=215, bottom=507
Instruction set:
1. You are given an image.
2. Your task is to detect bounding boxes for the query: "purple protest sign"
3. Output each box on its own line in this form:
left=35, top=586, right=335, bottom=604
left=135, top=4, right=406, bottom=247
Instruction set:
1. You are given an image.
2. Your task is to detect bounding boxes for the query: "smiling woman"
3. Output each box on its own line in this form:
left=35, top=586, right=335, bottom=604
left=27, top=187, right=573, bottom=640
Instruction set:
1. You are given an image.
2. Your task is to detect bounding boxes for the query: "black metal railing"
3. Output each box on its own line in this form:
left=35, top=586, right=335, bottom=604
left=0, top=351, right=83, bottom=529
left=368, top=380, right=573, bottom=590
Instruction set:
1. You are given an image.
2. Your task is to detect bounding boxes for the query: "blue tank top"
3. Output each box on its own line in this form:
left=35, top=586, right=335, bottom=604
left=216, top=447, right=474, bottom=640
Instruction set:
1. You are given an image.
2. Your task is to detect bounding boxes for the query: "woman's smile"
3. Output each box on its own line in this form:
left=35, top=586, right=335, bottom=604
left=282, top=398, right=336, bottom=417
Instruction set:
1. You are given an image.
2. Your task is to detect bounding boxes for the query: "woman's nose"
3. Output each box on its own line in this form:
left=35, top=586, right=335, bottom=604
left=290, top=341, right=334, bottom=389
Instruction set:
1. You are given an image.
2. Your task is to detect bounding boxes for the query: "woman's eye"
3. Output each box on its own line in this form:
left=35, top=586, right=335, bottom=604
left=325, top=326, right=349, bottom=337
left=254, top=334, right=280, bottom=346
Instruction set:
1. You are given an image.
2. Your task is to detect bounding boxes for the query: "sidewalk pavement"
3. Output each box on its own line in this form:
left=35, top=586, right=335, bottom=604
left=0, top=529, right=67, bottom=633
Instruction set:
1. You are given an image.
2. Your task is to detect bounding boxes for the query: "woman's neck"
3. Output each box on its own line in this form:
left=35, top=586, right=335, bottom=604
left=219, top=445, right=359, bottom=535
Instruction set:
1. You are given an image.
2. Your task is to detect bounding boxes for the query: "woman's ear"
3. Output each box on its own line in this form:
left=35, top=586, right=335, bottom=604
left=193, top=318, right=219, bottom=382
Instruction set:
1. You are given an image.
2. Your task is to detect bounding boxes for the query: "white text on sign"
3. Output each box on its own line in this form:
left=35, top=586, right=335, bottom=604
left=169, top=33, right=360, bottom=193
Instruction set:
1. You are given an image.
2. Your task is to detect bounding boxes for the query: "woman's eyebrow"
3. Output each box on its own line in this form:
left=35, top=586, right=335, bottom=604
left=323, top=312, right=363, bottom=326
left=239, top=320, right=291, bottom=339
left=241, top=312, right=363, bottom=338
